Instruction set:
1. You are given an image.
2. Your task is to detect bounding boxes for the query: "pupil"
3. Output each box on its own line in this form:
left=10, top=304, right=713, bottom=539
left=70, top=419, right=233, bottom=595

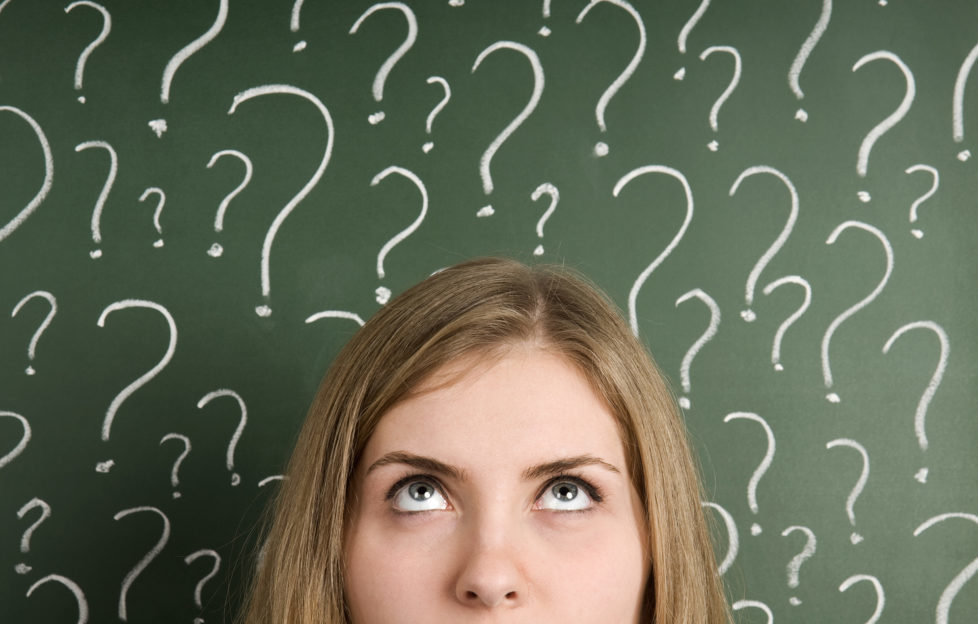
left=410, top=483, right=432, bottom=500
left=554, top=483, right=577, bottom=501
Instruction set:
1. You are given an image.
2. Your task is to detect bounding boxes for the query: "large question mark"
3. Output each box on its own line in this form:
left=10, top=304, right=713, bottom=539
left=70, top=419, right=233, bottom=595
left=952, top=39, right=978, bottom=161
left=575, top=0, right=645, bottom=157
left=728, top=165, right=800, bottom=322
left=762, top=275, right=812, bottom=371
left=674, top=0, right=710, bottom=80
left=472, top=41, right=544, bottom=217
left=228, top=84, right=335, bottom=317
left=612, top=165, right=694, bottom=337
left=137, top=187, right=165, bottom=248
left=15, top=497, right=51, bottom=575
left=305, top=310, right=366, bottom=327
left=882, top=320, right=949, bottom=484
left=732, top=599, right=773, bottom=623
left=349, top=2, right=418, bottom=125
left=787, top=0, right=831, bottom=122
left=422, top=76, right=451, bottom=153
left=0, top=105, right=54, bottom=245
left=838, top=574, right=885, bottom=624
left=160, top=433, right=191, bottom=498
left=113, top=505, right=170, bottom=622
left=63, top=1, right=110, bottom=104
left=0, top=411, right=32, bottom=470
left=369, top=166, right=428, bottom=305
left=74, top=139, right=117, bottom=259
left=290, top=0, right=306, bottom=52
left=724, top=412, right=775, bottom=536
left=913, top=512, right=978, bottom=624
left=674, top=288, right=720, bottom=409
left=701, top=501, right=738, bottom=576
left=205, top=149, right=253, bottom=258
left=782, top=525, right=817, bottom=606
left=184, top=548, right=221, bottom=619
left=698, top=46, right=741, bottom=152
left=196, top=389, right=247, bottom=486
left=529, top=183, right=558, bottom=256
left=821, top=220, right=893, bottom=403
left=95, top=299, right=177, bottom=472
left=11, top=290, right=57, bottom=375
left=825, top=438, right=869, bottom=544
left=149, top=0, right=228, bottom=137
left=904, top=164, right=938, bottom=238
left=25, top=574, right=89, bottom=624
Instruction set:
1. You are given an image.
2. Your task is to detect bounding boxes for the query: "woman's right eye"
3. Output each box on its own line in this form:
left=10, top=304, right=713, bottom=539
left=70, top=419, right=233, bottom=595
left=391, top=478, right=450, bottom=513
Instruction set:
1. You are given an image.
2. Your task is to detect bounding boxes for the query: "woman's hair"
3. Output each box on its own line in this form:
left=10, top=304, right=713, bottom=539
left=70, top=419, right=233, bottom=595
left=238, top=256, right=731, bottom=623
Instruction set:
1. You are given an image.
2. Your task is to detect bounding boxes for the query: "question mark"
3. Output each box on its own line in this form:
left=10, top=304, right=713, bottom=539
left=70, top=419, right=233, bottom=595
left=15, top=497, right=51, bottom=575
left=698, top=46, right=741, bottom=152
left=575, top=0, right=645, bottom=157
left=11, top=290, right=57, bottom=375
left=787, top=0, right=831, bottom=122
left=701, top=501, right=739, bottom=576
left=369, top=166, right=428, bottom=305
left=149, top=0, right=228, bottom=137
left=821, top=220, right=893, bottom=403
left=904, top=164, right=938, bottom=238
left=95, top=299, right=177, bottom=472
left=782, top=525, right=817, bottom=606
left=113, top=505, right=170, bottom=622
left=63, top=1, right=110, bottom=104
left=732, top=599, right=773, bottom=623
left=538, top=0, right=552, bottom=36
left=305, top=310, right=366, bottom=327
left=349, top=2, right=418, bottom=125
left=838, top=574, right=885, bottom=624
left=160, top=433, right=191, bottom=498
left=74, top=139, right=118, bottom=259
left=762, top=276, right=812, bottom=372
left=137, top=187, right=165, bottom=248
left=184, top=548, right=221, bottom=620
left=913, top=512, right=978, bottom=624
left=674, top=288, right=720, bottom=409
left=674, top=0, right=710, bottom=80
left=0, top=411, right=31, bottom=470
left=422, top=76, right=451, bottom=153
left=472, top=41, right=545, bottom=217
left=612, top=165, right=694, bottom=337
left=952, top=39, right=978, bottom=161
left=825, top=438, right=869, bottom=544
left=228, top=84, right=335, bottom=317
left=25, top=574, right=89, bottom=624
left=205, top=149, right=253, bottom=257
left=196, top=390, right=247, bottom=486
left=882, top=320, right=949, bottom=484
left=0, top=106, right=54, bottom=245
left=290, top=0, right=306, bottom=52
left=724, top=412, right=774, bottom=536
left=529, top=183, right=558, bottom=256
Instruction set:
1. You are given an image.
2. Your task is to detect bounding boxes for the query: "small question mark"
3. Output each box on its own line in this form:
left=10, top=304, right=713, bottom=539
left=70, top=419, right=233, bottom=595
left=349, top=2, right=418, bottom=125
left=904, top=164, right=938, bottom=238
left=64, top=1, right=110, bottom=104
left=0, top=411, right=32, bottom=470
left=698, top=46, right=741, bottom=152
left=74, top=139, right=118, bottom=259
left=0, top=106, right=54, bottom=245
left=25, top=574, right=89, bottom=624
left=952, top=40, right=978, bottom=161
left=761, top=276, right=812, bottom=372
left=882, top=320, right=949, bottom=484
left=137, top=187, right=165, bottom=248
left=15, top=497, right=51, bottom=574
left=674, top=288, right=720, bottom=409
left=113, top=506, right=170, bottom=622
left=674, top=0, right=710, bottom=80
left=701, top=501, right=739, bottom=576
left=825, top=438, right=869, bottom=544
left=538, top=0, right=552, bottom=36
left=529, top=183, right=558, bottom=256
left=838, top=574, right=885, bottom=624
left=422, top=76, right=451, bottom=153
left=160, top=433, right=191, bottom=498
left=472, top=40, right=545, bottom=217
left=184, top=548, right=221, bottom=620
left=782, top=525, right=817, bottom=606
left=369, top=166, right=428, bottom=305
left=731, top=600, right=773, bottom=623
left=724, top=412, right=775, bottom=536
left=11, top=290, right=57, bottom=375
left=787, top=0, right=831, bottom=122
left=205, top=149, right=253, bottom=257
left=290, top=0, right=307, bottom=52
left=913, top=512, right=978, bottom=624
left=149, top=0, right=228, bottom=137
left=196, top=390, right=247, bottom=486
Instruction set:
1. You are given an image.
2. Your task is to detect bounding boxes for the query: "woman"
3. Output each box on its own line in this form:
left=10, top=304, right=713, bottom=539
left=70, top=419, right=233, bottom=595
left=239, top=257, right=731, bottom=622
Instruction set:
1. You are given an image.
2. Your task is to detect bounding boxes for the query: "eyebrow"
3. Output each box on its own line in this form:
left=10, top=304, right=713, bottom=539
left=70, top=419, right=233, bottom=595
left=365, top=451, right=621, bottom=482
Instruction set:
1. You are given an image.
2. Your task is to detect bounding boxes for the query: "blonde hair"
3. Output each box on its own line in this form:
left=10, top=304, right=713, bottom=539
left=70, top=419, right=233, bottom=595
left=238, top=257, right=731, bottom=623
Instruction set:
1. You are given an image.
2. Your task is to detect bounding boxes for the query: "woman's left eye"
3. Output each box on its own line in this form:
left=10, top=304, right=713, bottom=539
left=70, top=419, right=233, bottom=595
left=535, top=479, right=597, bottom=512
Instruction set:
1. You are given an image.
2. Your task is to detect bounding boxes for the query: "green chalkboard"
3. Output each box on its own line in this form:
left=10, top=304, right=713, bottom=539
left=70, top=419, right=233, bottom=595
left=2, top=0, right=977, bottom=621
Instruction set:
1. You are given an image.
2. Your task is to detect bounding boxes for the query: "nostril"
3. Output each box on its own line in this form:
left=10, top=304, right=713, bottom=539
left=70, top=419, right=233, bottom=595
left=505, top=591, right=517, bottom=599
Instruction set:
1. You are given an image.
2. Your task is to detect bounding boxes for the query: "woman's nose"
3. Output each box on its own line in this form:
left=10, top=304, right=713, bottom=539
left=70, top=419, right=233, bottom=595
left=453, top=516, right=527, bottom=608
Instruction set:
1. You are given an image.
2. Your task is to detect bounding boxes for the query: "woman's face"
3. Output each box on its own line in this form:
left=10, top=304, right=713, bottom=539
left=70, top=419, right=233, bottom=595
left=344, top=347, right=650, bottom=623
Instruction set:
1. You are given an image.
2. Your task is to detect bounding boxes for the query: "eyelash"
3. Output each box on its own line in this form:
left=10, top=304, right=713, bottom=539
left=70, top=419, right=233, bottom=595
left=383, top=473, right=605, bottom=512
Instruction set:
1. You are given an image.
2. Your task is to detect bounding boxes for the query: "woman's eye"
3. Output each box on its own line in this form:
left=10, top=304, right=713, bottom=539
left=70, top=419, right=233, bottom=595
left=536, top=480, right=595, bottom=511
left=391, top=479, right=450, bottom=512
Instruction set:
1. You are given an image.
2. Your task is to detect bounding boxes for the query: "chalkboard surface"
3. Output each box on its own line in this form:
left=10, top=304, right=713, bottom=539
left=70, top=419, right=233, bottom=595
left=1, top=1, right=977, bottom=622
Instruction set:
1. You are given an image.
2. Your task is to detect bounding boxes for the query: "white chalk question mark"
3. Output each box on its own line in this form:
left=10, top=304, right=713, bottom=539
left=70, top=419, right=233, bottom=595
left=698, top=45, right=741, bottom=152
left=882, top=320, right=949, bottom=484
left=15, top=497, right=51, bottom=575
left=0, top=106, right=53, bottom=245
left=137, top=187, right=165, bottom=248
left=674, top=288, right=720, bottom=409
left=205, top=149, right=253, bottom=258
left=64, top=1, right=110, bottom=104
left=305, top=310, right=366, bottom=327
left=349, top=2, right=418, bottom=125
left=674, top=0, right=710, bottom=80
left=184, top=548, right=221, bottom=616
left=74, top=139, right=118, bottom=259
left=11, top=290, right=57, bottom=375
left=422, top=76, right=451, bottom=153
left=529, top=182, right=558, bottom=256
left=788, top=0, right=831, bottom=122
left=913, top=512, right=978, bottom=624
left=160, top=433, right=191, bottom=498
left=228, top=84, right=335, bottom=317
left=782, top=525, right=817, bottom=606
left=732, top=599, right=773, bottom=623
left=196, top=389, right=247, bottom=486
left=370, top=166, right=428, bottom=305
left=113, top=505, right=170, bottom=622
left=538, top=0, right=552, bottom=36
left=904, top=164, right=938, bottom=238
left=762, top=276, right=812, bottom=371
left=825, top=438, right=869, bottom=544
left=952, top=40, right=978, bottom=161
left=838, top=574, right=885, bottom=624
left=701, top=501, right=738, bottom=576
left=26, top=574, right=89, bottom=624
left=95, top=299, right=177, bottom=472
left=724, top=412, right=775, bottom=536
left=290, top=0, right=306, bottom=52
left=472, top=41, right=544, bottom=217
left=575, top=0, right=645, bottom=157
left=821, top=221, right=893, bottom=403
left=612, top=165, right=694, bottom=337
left=0, top=411, right=31, bottom=470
